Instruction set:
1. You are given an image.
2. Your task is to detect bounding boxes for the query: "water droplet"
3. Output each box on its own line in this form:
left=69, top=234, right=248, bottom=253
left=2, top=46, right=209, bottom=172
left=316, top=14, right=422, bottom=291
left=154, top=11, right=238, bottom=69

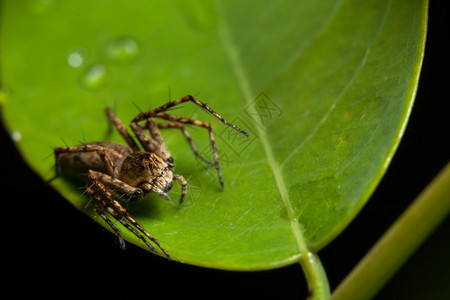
left=67, top=51, right=84, bottom=68
left=81, top=64, right=106, bottom=90
left=104, top=38, right=139, bottom=63
left=11, top=131, right=22, bottom=142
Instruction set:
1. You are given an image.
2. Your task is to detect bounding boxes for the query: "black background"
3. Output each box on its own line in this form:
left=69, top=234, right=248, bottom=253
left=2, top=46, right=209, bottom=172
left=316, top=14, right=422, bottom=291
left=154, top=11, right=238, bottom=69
left=1, top=2, right=448, bottom=299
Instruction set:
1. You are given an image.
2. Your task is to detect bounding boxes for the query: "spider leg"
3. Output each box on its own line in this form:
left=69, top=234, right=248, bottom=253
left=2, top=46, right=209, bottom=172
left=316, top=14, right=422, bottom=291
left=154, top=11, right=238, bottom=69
left=93, top=201, right=126, bottom=250
left=135, top=120, right=214, bottom=166
left=156, top=122, right=214, bottom=166
left=146, top=117, right=165, bottom=145
left=91, top=189, right=157, bottom=253
left=173, top=174, right=187, bottom=204
left=147, top=184, right=172, bottom=202
left=131, top=95, right=249, bottom=188
left=52, top=144, right=119, bottom=180
left=88, top=170, right=171, bottom=259
left=106, top=206, right=158, bottom=253
left=141, top=112, right=224, bottom=189
left=89, top=170, right=145, bottom=202
left=132, top=95, right=249, bottom=137
left=105, top=107, right=140, bottom=152
left=129, top=121, right=172, bottom=164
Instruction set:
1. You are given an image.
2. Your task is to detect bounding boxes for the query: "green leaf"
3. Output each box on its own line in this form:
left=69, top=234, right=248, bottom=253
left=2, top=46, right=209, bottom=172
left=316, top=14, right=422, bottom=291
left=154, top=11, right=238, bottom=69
left=0, top=0, right=427, bottom=270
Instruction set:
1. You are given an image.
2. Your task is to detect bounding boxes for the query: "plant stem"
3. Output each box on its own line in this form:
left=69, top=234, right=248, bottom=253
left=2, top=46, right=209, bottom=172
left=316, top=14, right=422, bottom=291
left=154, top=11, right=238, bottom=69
left=331, top=162, right=450, bottom=300
left=299, top=252, right=330, bottom=300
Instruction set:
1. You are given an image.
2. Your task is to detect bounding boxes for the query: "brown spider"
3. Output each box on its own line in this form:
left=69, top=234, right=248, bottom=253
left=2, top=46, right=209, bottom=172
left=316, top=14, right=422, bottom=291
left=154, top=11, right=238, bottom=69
left=51, top=95, right=248, bottom=259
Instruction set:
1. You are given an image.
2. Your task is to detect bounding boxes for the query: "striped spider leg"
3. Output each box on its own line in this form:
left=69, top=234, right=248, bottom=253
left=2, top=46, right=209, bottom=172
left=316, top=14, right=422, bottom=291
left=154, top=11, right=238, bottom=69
left=131, top=94, right=249, bottom=189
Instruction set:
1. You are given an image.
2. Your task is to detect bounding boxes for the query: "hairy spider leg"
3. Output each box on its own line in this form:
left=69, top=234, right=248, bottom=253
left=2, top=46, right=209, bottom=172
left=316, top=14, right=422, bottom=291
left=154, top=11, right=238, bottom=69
left=93, top=201, right=127, bottom=250
left=141, top=117, right=172, bottom=164
left=136, top=120, right=214, bottom=166
left=131, top=95, right=249, bottom=189
left=142, top=112, right=224, bottom=190
left=88, top=170, right=171, bottom=259
left=89, top=170, right=144, bottom=202
left=156, top=122, right=214, bottom=166
left=105, top=107, right=140, bottom=152
left=173, top=174, right=187, bottom=204
left=129, top=122, right=172, bottom=163
left=90, top=188, right=156, bottom=253
left=145, top=117, right=164, bottom=145
left=147, top=183, right=172, bottom=202
left=131, top=94, right=249, bottom=137
left=52, top=144, right=119, bottom=180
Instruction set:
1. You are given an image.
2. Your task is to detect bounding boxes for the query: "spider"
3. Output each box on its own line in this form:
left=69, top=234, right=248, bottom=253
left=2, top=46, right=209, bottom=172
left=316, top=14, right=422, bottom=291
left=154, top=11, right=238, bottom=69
left=51, top=95, right=248, bottom=260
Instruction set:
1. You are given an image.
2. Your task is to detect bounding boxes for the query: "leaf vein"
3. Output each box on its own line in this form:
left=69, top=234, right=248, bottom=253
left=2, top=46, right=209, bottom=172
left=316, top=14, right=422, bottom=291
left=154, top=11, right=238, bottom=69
left=215, top=0, right=309, bottom=256
left=280, top=0, right=392, bottom=169
left=265, top=0, right=343, bottom=89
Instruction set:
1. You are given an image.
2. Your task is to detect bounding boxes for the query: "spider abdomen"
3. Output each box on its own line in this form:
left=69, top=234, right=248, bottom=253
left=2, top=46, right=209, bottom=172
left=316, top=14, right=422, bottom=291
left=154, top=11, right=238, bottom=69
left=58, top=141, right=132, bottom=179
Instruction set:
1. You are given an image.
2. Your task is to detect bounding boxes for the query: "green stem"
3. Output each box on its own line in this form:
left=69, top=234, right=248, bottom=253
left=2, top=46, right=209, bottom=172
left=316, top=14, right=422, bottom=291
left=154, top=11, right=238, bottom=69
left=299, top=252, right=330, bottom=300
left=331, top=162, right=450, bottom=300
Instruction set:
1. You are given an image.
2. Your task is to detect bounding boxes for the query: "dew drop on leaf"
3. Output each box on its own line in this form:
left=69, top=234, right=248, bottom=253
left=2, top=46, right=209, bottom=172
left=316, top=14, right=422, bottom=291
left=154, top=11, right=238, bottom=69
left=67, top=51, right=84, bottom=68
left=104, top=38, right=139, bottom=63
left=10, top=131, right=22, bottom=142
left=81, top=64, right=106, bottom=90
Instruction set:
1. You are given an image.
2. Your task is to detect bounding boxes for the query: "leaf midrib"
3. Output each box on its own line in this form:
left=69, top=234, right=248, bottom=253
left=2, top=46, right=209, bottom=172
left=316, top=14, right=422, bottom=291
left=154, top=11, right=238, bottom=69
left=214, top=0, right=393, bottom=259
left=214, top=1, right=308, bottom=258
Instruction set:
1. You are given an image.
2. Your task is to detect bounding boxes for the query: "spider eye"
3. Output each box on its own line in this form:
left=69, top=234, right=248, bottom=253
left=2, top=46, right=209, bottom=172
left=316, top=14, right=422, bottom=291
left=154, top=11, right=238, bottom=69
left=132, top=189, right=144, bottom=200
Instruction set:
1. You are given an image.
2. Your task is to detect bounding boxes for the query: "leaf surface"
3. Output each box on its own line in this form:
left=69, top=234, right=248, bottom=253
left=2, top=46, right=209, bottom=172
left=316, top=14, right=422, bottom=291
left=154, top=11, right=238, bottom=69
left=0, top=0, right=427, bottom=270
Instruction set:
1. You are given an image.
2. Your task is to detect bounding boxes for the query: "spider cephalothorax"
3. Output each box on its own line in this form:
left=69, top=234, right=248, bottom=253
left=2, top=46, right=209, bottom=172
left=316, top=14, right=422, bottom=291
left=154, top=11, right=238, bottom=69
left=120, top=152, right=174, bottom=200
left=51, top=95, right=248, bottom=259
